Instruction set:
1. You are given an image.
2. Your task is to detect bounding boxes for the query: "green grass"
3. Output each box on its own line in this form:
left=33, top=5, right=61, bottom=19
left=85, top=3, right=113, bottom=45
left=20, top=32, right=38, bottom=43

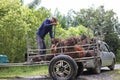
left=0, top=65, right=48, bottom=78
left=112, top=69, right=120, bottom=80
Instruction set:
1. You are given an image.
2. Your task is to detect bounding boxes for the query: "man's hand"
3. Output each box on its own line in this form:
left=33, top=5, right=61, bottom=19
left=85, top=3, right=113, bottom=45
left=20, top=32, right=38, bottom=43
left=52, top=23, right=57, bottom=26
left=51, top=38, right=54, bottom=41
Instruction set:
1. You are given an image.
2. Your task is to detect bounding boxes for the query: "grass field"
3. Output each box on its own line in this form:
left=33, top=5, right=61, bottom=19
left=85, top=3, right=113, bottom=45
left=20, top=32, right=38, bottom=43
left=113, top=69, right=120, bottom=80
left=0, top=65, right=48, bottom=78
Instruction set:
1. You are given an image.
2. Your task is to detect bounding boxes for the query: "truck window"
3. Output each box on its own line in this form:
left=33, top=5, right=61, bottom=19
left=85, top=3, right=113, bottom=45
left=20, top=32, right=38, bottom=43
left=100, top=44, right=109, bottom=52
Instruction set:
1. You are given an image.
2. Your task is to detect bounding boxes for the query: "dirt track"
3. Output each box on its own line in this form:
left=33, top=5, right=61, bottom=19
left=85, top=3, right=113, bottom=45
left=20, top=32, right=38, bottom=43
left=11, top=64, right=120, bottom=80
left=78, top=64, right=120, bottom=80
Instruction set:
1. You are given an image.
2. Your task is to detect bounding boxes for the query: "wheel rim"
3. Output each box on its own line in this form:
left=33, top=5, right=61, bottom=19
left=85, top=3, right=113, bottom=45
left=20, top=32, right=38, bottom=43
left=53, top=60, right=72, bottom=78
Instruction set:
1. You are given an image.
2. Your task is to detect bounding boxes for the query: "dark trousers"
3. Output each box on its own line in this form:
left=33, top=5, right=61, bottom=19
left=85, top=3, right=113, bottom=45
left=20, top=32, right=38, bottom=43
left=36, top=35, right=46, bottom=55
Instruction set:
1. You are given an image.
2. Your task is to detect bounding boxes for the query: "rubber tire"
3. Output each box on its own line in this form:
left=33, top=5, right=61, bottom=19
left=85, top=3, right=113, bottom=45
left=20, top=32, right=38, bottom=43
left=49, top=55, right=78, bottom=80
left=93, top=59, right=101, bottom=74
left=76, top=62, right=83, bottom=76
left=108, top=59, right=115, bottom=70
left=87, top=68, right=93, bottom=73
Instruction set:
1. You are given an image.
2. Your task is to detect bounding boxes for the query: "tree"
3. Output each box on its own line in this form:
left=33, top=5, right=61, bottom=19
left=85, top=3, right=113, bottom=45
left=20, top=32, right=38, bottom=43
left=54, top=9, right=77, bottom=28
left=0, top=0, right=50, bottom=62
left=55, top=25, right=93, bottom=39
left=54, top=9, right=68, bottom=29
left=21, top=0, right=41, bottom=9
left=73, top=6, right=119, bottom=35
left=104, top=33, right=120, bottom=54
left=27, top=0, right=41, bottom=9
left=65, top=9, right=77, bottom=27
left=0, top=0, right=29, bottom=62
left=71, top=6, right=120, bottom=53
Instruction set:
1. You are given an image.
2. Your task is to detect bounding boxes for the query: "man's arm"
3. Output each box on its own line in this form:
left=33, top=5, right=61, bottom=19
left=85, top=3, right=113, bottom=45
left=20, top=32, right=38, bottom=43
left=49, top=28, right=54, bottom=39
left=43, top=19, right=52, bottom=27
left=44, top=19, right=57, bottom=27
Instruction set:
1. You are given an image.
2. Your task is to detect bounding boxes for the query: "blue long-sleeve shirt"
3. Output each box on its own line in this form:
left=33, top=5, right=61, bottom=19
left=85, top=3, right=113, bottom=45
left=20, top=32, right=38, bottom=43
left=36, top=19, right=54, bottom=39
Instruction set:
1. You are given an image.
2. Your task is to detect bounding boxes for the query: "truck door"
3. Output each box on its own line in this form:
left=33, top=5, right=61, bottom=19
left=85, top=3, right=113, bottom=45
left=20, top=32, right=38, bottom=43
left=100, top=43, right=111, bottom=66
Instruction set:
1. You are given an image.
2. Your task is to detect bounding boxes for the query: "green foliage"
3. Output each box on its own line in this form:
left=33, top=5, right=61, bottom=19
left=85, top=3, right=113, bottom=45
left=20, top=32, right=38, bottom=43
left=0, top=0, right=28, bottom=62
left=53, top=6, right=120, bottom=62
left=70, top=6, right=120, bottom=57
left=2, top=0, right=91, bottom=62
left=54, top=9, right=68, bottom=29
left=0, top=0, right=51, bottom=62
left=104, top=33, right=120, bottom=54
left=27, top=0, right=41, bottom=9
left=73, top=6, right=120, bottom=34
left=0, top=0, right=119, bottom=62
left=22, top=0, right=41, bottom=9
left=54, top=25, right=93, bottom=39
left=116, top=50, right=120, bottom=62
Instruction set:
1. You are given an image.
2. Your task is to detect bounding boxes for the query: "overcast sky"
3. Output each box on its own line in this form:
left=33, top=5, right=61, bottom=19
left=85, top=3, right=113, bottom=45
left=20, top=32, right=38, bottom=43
left=24, top=0, right=120, bottom=20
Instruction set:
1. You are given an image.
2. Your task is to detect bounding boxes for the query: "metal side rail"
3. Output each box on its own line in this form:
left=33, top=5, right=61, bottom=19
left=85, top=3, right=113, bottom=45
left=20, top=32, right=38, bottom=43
left=0, top=61, right=50, bottom=67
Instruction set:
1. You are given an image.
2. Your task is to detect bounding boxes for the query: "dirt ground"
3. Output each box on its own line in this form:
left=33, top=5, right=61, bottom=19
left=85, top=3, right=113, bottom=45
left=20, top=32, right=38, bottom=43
left=10, top=64, right=120, bottom=80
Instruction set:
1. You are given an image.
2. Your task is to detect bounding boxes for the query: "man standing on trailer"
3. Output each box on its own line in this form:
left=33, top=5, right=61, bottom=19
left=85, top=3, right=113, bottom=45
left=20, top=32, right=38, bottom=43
left=36, top=17, right=57, bottom=55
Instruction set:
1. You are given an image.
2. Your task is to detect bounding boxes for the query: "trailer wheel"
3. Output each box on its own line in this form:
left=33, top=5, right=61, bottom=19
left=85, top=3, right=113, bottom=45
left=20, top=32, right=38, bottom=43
left=49, top=55, right=78, bottom=80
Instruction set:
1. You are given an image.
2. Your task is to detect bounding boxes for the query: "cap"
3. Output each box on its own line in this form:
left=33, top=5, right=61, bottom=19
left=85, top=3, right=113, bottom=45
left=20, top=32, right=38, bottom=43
left=52, top=17, right=57, bottom=23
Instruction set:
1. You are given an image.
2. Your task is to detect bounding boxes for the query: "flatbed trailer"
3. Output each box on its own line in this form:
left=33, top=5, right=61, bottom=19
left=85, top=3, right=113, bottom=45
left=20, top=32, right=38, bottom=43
left=25, top=42, right=100, bottom=80
left=0, top=42, right=101, bottom=80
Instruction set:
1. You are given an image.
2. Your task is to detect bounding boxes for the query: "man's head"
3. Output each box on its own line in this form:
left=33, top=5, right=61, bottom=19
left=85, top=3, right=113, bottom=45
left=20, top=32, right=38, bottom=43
left=51, top=17, right=57, bottom=23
